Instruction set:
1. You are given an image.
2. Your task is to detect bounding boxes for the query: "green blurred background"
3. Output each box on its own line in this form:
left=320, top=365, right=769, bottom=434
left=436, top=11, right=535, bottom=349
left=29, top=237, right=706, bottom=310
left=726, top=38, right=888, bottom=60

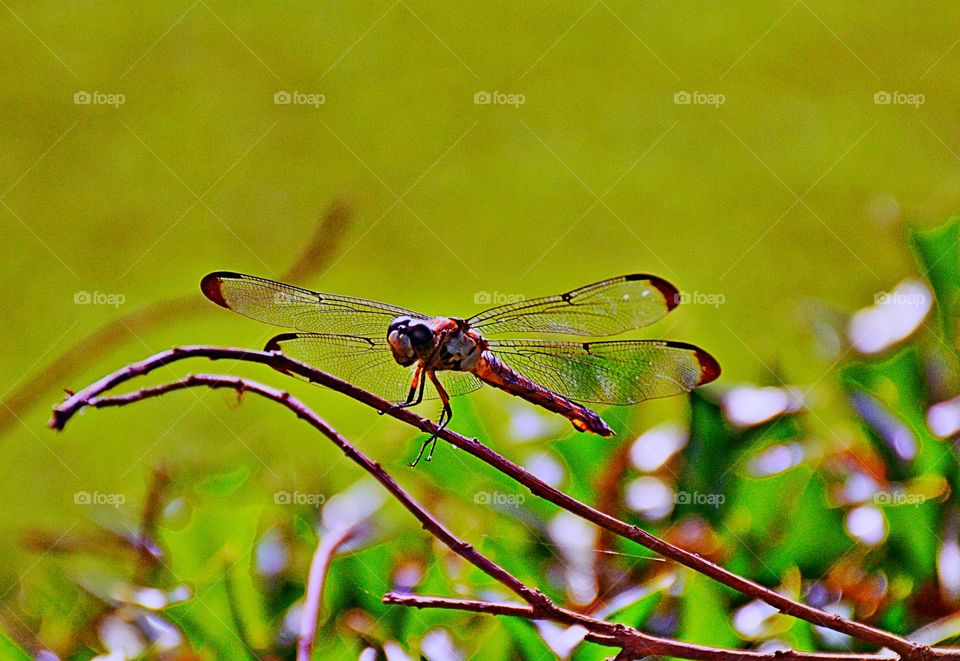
left=3, top=2, right=960, bottom=658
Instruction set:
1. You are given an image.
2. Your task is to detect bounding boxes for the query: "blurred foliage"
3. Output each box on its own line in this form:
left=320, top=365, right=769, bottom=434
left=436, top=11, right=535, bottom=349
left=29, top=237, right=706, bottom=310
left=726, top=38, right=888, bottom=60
left=3, top=216, right=957, bottom=657
left=3, top=2, right=960, bottom=658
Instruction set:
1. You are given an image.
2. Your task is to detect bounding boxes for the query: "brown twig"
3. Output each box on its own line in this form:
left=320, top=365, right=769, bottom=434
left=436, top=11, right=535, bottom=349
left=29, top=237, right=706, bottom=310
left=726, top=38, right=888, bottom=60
left=297, top=522, right=360, bottom=661
left=53, top=370, right=909, bottom=661
left=593, top=437, right=633, bottom=604
left=382, top=593, right=903, bottom=661
left=56, top=373, right=553, bottom=611
left=134, top=464, right=170, bottom=581
left=48, top=347, right=950, bottom=660
left=282, top=196, right=353, bottom=284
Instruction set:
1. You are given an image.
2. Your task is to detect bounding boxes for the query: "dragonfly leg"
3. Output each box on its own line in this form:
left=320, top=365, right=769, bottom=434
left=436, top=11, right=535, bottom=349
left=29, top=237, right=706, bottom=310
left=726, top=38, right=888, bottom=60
left=409, top=372, right=453, bottom=467
left=424, top=372, right=453, bottom=463
left=380, top=365, right=426, bottom=416
left=409, top=436, right=431, bottom=467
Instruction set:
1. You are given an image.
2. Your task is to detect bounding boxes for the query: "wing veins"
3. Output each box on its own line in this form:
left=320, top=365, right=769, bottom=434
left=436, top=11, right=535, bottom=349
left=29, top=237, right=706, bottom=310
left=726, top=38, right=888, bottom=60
left=467, top=275, right=678, bottom=337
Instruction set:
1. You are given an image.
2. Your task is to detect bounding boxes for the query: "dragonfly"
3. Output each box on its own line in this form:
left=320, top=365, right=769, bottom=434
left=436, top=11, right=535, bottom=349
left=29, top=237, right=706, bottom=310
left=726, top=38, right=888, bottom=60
left=201, top=271, right=720, bottom=465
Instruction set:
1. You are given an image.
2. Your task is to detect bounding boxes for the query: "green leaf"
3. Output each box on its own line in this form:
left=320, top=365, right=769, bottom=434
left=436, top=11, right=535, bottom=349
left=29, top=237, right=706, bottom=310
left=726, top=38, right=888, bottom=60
left=842, top=348, right=951, bottom=480
left=160, top=499, right=269, bottom=657
left=607, top=584, right=666, bottom=628
left=910, top=217, right=960, bottom=344
left=725, top=464, right=815, bottom=579
left=293, top=514, right=318, bottom=547
left=0, top=630, right=30, bottom=661
left=880, top=599, right=910, bottom=636
left=501, top=616, right=554, bottom=659
left=196, top=465, right=252, bottom=499
left=678, top=391, right=749, bottom=522
left=678, top=569, right=740, bottom=647
left=765, top=474, right=852, bottom=576
left=550, top=430, right=620, bottom=504
left=884, top=502, right=938, bottom=580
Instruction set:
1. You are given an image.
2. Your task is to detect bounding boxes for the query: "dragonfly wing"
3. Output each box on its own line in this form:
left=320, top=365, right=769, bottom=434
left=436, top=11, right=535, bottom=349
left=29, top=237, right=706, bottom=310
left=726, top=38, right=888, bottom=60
left=202, top=271, right=426, bottom=337
left=487, top=339, right=720, bottom=405
left=468, top=274, right=679, bottom=337
left=435, top=370, right=484, bottom=397
left=266, top=333, right=481, bottom=402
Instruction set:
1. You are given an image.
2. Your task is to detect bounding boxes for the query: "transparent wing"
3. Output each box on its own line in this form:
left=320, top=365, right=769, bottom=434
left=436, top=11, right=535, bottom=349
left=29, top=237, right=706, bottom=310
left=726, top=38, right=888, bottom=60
left=468, top=274, right=680, bottom=337
left=265, top=333, right=482, bottom=401
left=202, top=271, right=426, bottom=337
left=488, top=339, right=720, bottom=405
left=435, top=370, right=485, bottom=399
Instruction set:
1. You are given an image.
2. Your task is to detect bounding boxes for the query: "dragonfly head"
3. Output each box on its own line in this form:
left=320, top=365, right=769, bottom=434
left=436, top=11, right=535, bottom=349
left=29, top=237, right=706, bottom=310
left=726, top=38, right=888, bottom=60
left=387, top=316, right=435, bottom=366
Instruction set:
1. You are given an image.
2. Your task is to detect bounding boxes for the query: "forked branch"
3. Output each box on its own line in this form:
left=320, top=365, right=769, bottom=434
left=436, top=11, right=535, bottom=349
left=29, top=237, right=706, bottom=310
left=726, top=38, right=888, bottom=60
left=49, top=346, right=952, bottom=660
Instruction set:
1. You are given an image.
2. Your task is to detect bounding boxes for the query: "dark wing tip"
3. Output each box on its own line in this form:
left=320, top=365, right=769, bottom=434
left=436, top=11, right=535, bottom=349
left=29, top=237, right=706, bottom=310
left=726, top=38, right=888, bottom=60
left=661, top=341, right=721, bottom=387
left=625, top=274, right=680, bottom=311
left=200, top=271, right=243, bottom=308
left=264, top=332, right=300, bottom=352
left=694, top=347, right=721, bottom=385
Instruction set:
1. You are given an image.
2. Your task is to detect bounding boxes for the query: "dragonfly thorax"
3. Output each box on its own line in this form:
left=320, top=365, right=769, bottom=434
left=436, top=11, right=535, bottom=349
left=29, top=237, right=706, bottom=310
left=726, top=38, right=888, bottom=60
left=387, top=315, right=483, bottom=371
left=437, top=321, right=482, bottom=371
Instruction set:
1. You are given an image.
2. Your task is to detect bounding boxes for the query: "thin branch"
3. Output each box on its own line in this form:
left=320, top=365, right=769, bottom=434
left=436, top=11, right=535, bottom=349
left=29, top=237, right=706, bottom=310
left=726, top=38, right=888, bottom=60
left=56, top=370, right=826, bottom=661
left=382, top=593, right=901, bottom=661
left=48, top=347, right=949, bottom=660
left=61, top=373, right=552, bottom=612
left=298, top=522, right=360, bottom=661
left=135, top=463, right=170, bottom=580
left=282, top=195, right=353, bottom=284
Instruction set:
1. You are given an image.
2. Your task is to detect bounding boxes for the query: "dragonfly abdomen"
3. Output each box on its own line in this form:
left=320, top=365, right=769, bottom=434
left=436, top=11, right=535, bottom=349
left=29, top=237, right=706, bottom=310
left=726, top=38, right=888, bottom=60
left=474, top=351, right=614, bottom=437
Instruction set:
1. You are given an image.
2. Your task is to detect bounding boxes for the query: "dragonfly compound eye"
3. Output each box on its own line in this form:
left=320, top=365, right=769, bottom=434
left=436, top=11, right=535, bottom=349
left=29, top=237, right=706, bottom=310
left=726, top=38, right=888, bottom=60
left=387, top=316, right=412, bottom=337
left=406, top=323, right=434, bottom=348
